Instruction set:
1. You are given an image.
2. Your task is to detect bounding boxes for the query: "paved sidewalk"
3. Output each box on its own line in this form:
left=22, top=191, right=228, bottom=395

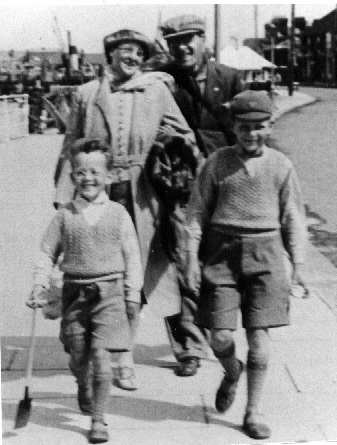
left=3, top=88, right=337, bottom=445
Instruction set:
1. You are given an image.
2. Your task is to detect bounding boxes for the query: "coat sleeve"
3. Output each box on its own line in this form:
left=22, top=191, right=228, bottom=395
left=158, top=82, right=199, bottom=158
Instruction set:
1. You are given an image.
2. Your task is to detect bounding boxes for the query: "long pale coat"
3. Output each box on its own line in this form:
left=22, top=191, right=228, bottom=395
left=54, top=72, right=197, bottom=315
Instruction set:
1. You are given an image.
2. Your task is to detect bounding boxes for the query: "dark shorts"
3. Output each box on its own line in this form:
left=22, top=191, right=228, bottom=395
left=60, top=279, right=130, bottom=353
left=199, top=227, right=291, bottom=330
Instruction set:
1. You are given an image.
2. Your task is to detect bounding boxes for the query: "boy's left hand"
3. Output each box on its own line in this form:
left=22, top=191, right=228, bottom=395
left=125, top=301, right=141, bottom=320
left=292, top=264, right=310, bottom=298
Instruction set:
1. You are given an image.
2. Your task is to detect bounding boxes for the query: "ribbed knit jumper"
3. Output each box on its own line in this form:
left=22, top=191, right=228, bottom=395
left=187, top=146, right=307, bottom=264
left=41, top=201, right=127, bottom=278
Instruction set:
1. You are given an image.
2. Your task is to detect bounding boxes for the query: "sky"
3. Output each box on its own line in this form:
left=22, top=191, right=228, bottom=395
left=0, top=2, right=336, bottom=54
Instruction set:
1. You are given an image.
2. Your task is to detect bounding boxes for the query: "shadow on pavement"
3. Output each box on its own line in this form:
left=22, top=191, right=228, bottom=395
left=2, top=397, right=88, bottom=439
left=305, top=204, right=337, bottom=268
left=2, top=391, right=242, bottom=435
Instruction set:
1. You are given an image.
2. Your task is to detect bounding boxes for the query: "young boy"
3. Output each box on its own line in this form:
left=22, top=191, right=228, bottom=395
left=26, top=138, right=143, bottom=444
left=184, top=90, right=307, bottom=439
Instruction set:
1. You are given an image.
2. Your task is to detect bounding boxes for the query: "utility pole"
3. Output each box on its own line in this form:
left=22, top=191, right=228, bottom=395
left=254, top=5, right=258, bottom=38
left=288, top=4, right=295, bottom=96
left=214, top=4, right=221, bottom=63
left=332, top=5, right=337, bottom=87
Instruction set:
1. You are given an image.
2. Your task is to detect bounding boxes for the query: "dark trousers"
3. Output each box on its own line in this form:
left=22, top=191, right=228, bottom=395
left=163, top=203, right=209, bottom=361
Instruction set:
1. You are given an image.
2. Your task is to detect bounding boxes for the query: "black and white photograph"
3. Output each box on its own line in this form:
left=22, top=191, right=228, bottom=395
left=1, top=1, right=337, bottom=444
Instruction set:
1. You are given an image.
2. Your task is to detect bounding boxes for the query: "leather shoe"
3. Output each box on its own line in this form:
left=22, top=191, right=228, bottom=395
left=88, top=420, right=109, bottom=443
left=175, top=357, right=200, bottom=377
left=215, top=359, right=243, bottom=413
left=243, top=412, right=271, bottom=439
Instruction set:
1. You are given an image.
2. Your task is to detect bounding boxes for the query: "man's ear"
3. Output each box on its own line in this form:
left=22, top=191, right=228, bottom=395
left=70, top=172, right=76, bottom=185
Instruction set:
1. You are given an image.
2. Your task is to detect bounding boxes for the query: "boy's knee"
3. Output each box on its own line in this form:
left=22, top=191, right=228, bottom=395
left=246, top=329, right=270, bottom=369
left=210, top=329, right=235, bottom=357
left=91, top=348, right=112, bottom=378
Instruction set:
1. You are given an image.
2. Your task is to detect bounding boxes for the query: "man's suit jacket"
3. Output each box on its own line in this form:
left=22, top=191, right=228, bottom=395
left=165, top=60, right=243, bottom=154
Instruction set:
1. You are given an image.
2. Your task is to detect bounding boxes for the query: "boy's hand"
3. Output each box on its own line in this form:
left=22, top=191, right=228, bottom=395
left=292, top=264, right=310, bottom=298
left=26, top=285, right=48, bottom=309
left=125, top=301, right=141, bottom=320
left=185, top=252, right=201, bottom=295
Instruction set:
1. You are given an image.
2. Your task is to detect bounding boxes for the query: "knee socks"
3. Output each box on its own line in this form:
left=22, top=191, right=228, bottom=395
left=246, top=329, right=270, bottom=415
left=68, top=335, right=90, bottom=387
left=212, top=333, right=241, bottom=381
left=91, top=348, right=112, bottom=423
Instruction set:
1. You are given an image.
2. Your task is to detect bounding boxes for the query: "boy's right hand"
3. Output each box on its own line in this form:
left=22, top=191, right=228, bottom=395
left=26, top=285, right=48, bottom=309
left=185, top=252, right=201, bottom=295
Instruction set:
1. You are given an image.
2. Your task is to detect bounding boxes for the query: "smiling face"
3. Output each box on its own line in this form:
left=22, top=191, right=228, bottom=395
left=109, top=41, right=145, bottom=81
left=71, top=151, right=112, bottom=202
left=233, top=118, right=272, bottom=156
left=167, top=32, right=205, bottom=72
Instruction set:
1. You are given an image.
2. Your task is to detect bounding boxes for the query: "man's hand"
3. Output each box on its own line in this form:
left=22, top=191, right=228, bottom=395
left=292, top=263, right=310, bottom=298
left=184, top=251, right=201, bottom=295
left=26, top=285, right=48, bottom=309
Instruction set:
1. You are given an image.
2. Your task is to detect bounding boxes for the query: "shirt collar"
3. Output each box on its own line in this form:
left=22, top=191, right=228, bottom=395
left=194, top=62, right=207, bottom=82
left=73, top=191, right=109, bottom=211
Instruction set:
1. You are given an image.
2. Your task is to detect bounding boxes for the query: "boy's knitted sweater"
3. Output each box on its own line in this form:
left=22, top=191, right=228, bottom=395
left=187, top=146, right=307, bottom=264
left=35, top=199, right=143, bottom=300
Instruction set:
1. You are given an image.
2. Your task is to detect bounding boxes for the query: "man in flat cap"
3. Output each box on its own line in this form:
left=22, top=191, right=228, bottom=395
left=156, top=14, right=244, bottom=378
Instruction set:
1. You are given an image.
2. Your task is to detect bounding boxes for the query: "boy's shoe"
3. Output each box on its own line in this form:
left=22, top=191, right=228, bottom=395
left=243, top=412, right=271, bottom=440
left=215, top=359, right=243, bottom=413
left=114, top=367, right=138, bottom=391
left=88, top=420, right=109, bottom=444
left=175, top=357, right=200, bottom=377
left=77, top=385, right=92, bottom=415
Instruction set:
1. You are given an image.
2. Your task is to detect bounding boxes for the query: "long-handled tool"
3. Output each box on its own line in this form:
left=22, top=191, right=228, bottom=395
left=14, top=308, right=37, bottom=429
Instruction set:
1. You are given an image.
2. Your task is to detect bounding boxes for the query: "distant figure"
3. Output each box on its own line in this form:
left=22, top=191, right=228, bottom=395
left=185, top=90, right=307, bottom=439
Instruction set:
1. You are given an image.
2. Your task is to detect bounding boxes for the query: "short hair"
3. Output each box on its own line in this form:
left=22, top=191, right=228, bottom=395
left=70, top=138, right=113, bottom=170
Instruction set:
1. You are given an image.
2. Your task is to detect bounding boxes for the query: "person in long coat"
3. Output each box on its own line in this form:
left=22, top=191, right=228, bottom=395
left=54, top=29, right=198, bottom=390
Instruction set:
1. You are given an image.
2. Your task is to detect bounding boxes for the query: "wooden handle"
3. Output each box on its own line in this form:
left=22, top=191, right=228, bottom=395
left=25, top=309, right=37, bottom=383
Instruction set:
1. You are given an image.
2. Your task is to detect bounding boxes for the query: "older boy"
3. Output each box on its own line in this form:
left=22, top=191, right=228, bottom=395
left=185, top=90, right=307, bottom=439
left=27, top=138, right=143, bottom=443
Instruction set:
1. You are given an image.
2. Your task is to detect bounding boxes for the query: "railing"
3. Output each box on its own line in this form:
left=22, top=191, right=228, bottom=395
left=0, top=94, right=29, bottom=143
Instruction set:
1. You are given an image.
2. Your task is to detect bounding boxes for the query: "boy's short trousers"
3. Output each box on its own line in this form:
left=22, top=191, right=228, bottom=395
left=198, top=227, right=291, bottom=330
left=60, top=279, right=131, bottom=353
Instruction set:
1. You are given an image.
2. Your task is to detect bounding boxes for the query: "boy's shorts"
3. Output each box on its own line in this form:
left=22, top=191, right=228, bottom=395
left=198, top=227, right=291, bottom=330
left=60, top=279, right=131, bottom=353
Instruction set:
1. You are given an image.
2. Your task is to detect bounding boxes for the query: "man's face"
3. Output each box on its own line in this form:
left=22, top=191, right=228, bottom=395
left=233, top=118, right=272, bottom=156
left=167, top=32, right=205, bottom=71
left=110, top=42, right=145, bottom=81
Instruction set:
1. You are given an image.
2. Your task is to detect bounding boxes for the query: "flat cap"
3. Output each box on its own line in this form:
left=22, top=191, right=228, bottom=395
left=103, top=29, right=155, bottom=62
left=230, top=90, right=273, bottom=121
left=161, top=14, right=205, bottom=40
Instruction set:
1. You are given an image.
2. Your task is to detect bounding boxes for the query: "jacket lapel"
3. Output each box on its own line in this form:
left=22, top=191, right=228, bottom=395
left=94, top=77, right=114, bottom=139
left=205, top=61, right=224, bottom=106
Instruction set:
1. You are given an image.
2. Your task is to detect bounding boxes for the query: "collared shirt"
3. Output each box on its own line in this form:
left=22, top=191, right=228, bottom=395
left=194, top=62, right=207, bottom=97
left=73, top=191, right=109, bottom=226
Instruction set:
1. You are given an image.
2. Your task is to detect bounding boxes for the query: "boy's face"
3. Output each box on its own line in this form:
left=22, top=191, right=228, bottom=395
left=233, top=118, right=272, bottom=156
left=71, top=151, right=112, bottom=202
